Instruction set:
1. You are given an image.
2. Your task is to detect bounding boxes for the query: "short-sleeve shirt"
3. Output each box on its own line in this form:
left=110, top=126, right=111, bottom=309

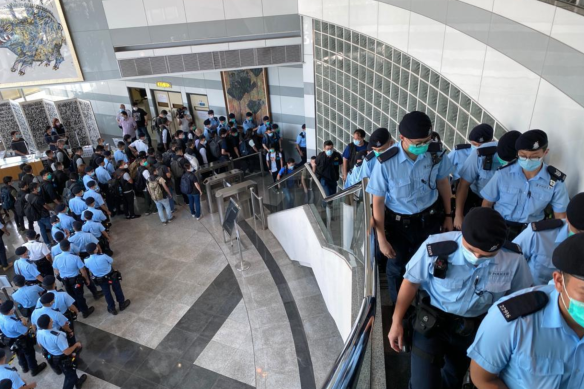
left=95, top=166, right=111, bottom=184
left=130, top=139, right=148, bottom=154
left=31, top=306, right=68, bottom=330
left=51, top=242, right=80, bottom=259
left=23, top=241, right=50, bottom=261
left=14, top=258, right=40, bottom=281
left=87, top=207, right=106, bottom=222
left=83, top=189, right=104, bottom=207
left=480, top=162, right=569, bottom=223
left=342, top=143, right=368, bottom=160
left=57, top=212, right=76, bottom=233
left=34, top=290, right=75, bottom=313
left=85, top=253, right=113, bottom=277
left=132, top=108, right=148, bottom=127
left=69, top=196, right=88, bottom=216
left=37, top=329, right=69, bottom=356
left=68, top=231, right=98, bottom=253
left=242, top=119, right=255, bottom=134
left=296, top=132, right=307, bottom=147
left=12, top=285, right=43, bottom=309
left=52, top=252, right=84, bottom=278
left=447, top=147, right=472, bottom=181
left=459, top=141, right=501, bottom=196
left=0, top=314, right=27, bottom=338
left=11, top=139, right=29, bottom=155
left=114, top=150, right=129, bottom=163
left=82, top=220, right=105, bottom=238
left=0, top=364, right=25, bottom=387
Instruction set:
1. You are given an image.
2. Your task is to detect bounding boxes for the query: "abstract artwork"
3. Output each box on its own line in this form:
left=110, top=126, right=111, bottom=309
left=221, top=68, right=270, bottom=125
left=0, top=0, right=83, bottom=89
left=54, top=99, right=99, bottom=148
left=0, top=100, right=36, bottom=153
left=20, top=99, right=57, bottom=151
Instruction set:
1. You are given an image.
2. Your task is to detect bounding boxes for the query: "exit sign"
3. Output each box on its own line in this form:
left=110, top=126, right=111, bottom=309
left=156, top=81, right=172, bottom=88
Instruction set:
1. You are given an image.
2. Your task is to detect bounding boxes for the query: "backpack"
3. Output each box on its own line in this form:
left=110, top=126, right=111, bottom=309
left=14, top=190, right=27, bottom=214
left=208, top=138, right=221, bottom=159
left=134, top=167, right=147, bottom=192
left=24, top=198, right=41, bottom=222
left=147, top=179, right=164, bottom=201
left=180, top=172, right=195, bottom=195
left=162, top=151, right=173, bottom=167
left=1, top=186, right=14, bottom=210
left=61, top=185, right=73, bottom=203
left=170, top=159, right=184, bottom=179
left=108, top=178, right=122, bottom=198
left=239, top=141, right=249, bottom=157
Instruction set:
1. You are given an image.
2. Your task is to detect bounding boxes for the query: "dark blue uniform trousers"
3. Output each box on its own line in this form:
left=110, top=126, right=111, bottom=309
left=97, top=278, right=125, bottom=311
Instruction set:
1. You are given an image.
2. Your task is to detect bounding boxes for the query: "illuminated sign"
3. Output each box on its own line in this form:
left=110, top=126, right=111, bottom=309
left=156, top=81, right=172, bottom=88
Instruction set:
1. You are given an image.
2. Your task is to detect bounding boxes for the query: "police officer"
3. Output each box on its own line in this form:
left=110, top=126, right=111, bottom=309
left=0, top=301, right=46, bottom=376
left=83, top=180, right=110, bottom=217
left=453, top=124, right=498, bottom=224
left=36, top=314, right=87, bottom=388
left=388, top=208, right=533, bottom=389
left=68, top=185, right=88, bottom=221
left=344, top=150, right=368, bottom=189
left=11, top=275, right=43, bottom=318
left=35, top=276, right=79, bottom=329
left=82, top=211, right=112, bottom=255
left=447, top=123, right=493, bottom=182
left=51, top=231, right=80, bottom=259
left=257, top=116, right=271, bottom=137
left=207, top=109, right=219, bottom=131
left=513, top=192, right=584, bottom=285
left=68, top=221, right=99, bottom=260
left=481, top=129, right=570, bottom=240
left=295, top=124, right=307, bottom=164
left=0, top=349, right=39, bottom=389
left=242, top=111, right=255, bottom=135
left=367, top=111, right=455, bottom=303
left=52, top=240, right=97, bottom=318
left=468, top=233, right=584, bottom=389
left=493, top=130, right=521, bottom=167
left=13, top=247, right=43, bottom=285
left=85, top=243, right=130, bottom=315
left=23, top=229, right=53, bottom=277
left=31, top=294, right=76, bottom=351
left=361, top=127, right=394, bottom=178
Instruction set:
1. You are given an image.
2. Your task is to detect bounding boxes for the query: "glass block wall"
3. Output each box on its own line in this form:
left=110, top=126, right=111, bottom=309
left=313, top=20, right=508, bottom=152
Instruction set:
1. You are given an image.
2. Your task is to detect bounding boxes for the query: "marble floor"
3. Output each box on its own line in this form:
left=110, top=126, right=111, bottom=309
left=0, top=195, right=343, bottom=389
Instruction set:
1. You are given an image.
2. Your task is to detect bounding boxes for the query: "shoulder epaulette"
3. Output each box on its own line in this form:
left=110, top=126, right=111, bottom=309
left=354, top=161, right=363, bottom=169
left=532, top=219, right=564, bottom=232
left=377, top=147, right=399, bottom=163
left=547, top=166, right=566, bottom=188
left=455, top=144, right=471, bottom=150
left=497, top=159, right=517, bottom=170
left=428, top=142, right=443, bottom=153
left=477, top=146, right=497, bottom=157
left=497, top=290, right=549, bottom=322
left=9, top=317, right=19, bottom=322
left=501, top=241, right=522, bottom=254
left=365, top=151, right=376, bottom=161
left=4, top=366, right=16, bottom=371
left=426, top=241, right=458, bottom=257
left=50, top=331, right=60, bottom=336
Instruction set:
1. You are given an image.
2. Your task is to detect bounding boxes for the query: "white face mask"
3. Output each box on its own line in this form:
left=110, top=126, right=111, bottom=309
left=462, top=246, right=488, bottom=266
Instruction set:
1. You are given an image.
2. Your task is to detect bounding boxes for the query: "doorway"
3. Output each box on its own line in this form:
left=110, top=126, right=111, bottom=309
left=152, top=90, right=184, bottom=134
left=187, top=93, right=210, bottom=130
left=127, top=87, right=154, bottom=143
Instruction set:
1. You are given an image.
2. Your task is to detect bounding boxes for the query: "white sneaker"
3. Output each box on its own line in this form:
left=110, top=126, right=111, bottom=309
left=192, top=214, right=196, bottom=218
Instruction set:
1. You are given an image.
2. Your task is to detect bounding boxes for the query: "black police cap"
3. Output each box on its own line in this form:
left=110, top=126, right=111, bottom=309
left=462, top=208, right=507, bottom=252
left=56, top=203, right=67, bottom=213
left=399, top=111, right=432, bottom=139
left=86, top=243, right=98, bottom=253
left=84, top=166, right=94, bottom=173
left=12, top=275, right=25, bottom=287
left=229, top=113, right=235, bottom=119
left=207, top=109, right=214, bottom=115
left=42, top=275, right=56, bottom=287
left=73, top=221, right=83, bottom=231
left=72, top=185, right=84, bottom=195
left=40, top=292, right=55, bottom=304
left=50, top=215, right=59, bottom=224
left=553, top=234, right=584, bottom=280
left=15, top=247, right=27, bottom=256
left=515, top=129, right=548, bottom=151
left=0, top=378, right=11, bottom=389
left=54, top=231, right=65, bottom=242
left=497, top=130, right=521, bottom=162
left=25, top=229, right=36, bottom=239
left=37, top=314, right=51, bottom=330
left=96, top=157, right=105, bottom=165
left=468, top=124, right=494, bottom=143
left=567, top=193, right=584, bottom=231
left=246, top=112, right=253, bottom=117
left=302, top=124, right=306, bottom=129
left=0, top=300, right=14, bottom=314
left=369, top=128, right=390, bottom=148
left=204, top=119, right=211, bottom=126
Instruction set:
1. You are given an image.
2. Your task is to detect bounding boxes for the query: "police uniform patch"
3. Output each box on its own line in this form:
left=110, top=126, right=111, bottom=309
left=455, top=144, right=471, bottom=150
left=477, top=146, right=497, bottom=157
left=547, top=166, right=566, bottom=188
left=426, top=241, right=458, bottom=257
left=377, top=147, right=399, bottom=164
left=531, top=219, right=564, bottom=232
left=365, top=151, right=376, bottom=161
left=497, top=290, right=548, bottom=322
left=501, top=241, right=522, bottom=254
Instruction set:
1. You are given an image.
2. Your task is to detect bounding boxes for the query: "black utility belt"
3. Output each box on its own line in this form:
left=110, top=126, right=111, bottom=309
left=61, top=275, right=84, bottom=287
left=386, top=205, right=442, bottom=223
left=413, top=297, right=484, bottom=338
left=505, top=220, right=528, bottom=229
left=92, top=270, right=122, bottom=284
left=24, top=280, right=41, bottom=286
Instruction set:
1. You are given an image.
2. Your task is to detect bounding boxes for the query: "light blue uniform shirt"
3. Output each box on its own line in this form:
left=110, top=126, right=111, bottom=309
left=86, top=206, right=106, bottom=222
left=203, top=126, right=214, bottom=140
left=114, top=150, right=128, bottom=163
left=83, top=188, right=104, bottom=207
left=14, top=258, right=40, bottom=281
left=208, top=116, right=220, bottom=129
left=34, top=290, right=75, bottom=313
left=85, top=253, right=113, bottom=277
left=52, top=252, right=84, bottom=278
left=12, top=285, right=43, bottom=309
left=468, top=285, right=584, bottom=389
left=57, top=212, right=75, bottom=233
left=104, top=159, right=115, bottom=174
left=257, top=123, right=268, bottom=136
left=51, top=242, right=79, bottom=260
left=68, top=231, right=98, bottom=253
left=82, top=221, right=105, bottom=239
left=404, top=231, right=533, bottom=317
left=296, top=132, right=307, bottom=148
left=82, top=174, right=96, bottom=191
left=31, top=306, right=68, bottom=330
left=242, top=119, right=255, bottom=134
left=0, top=364, right=25, bottom=388
left=68, top=196, right=88, bottom=216
left=459, top=141, right=501, bottom=196
left=513, top=221, right=569, bottom=285
left=37, top=329, right=68, bottom=356
left=217, top=122, right=228, bottom=132
left=366, top=143, right=454, bottom=214
left=344, top=163, right=366, bottom=189
left=0, top=314, right=27, bottom=338
left=95, top=166, right=111, bottom=184
left=51, top=225, right=65, bottom=241
left=481, top=162, right=569, bottom=223
left=447, top=147, right=472, bottom=180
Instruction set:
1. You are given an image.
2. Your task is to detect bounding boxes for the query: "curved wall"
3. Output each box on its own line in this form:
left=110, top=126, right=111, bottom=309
left=299, top=0, right=584, bottom=194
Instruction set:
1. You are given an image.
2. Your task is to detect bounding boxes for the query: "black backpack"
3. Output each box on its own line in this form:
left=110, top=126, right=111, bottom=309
left=239, top=141, right=249, bottom=157
left=24, top=196, right=41, bottom=222
left=108, top=178, right=122, bottom=198
left=180, top=172, right=195, bottom=195
left=134, top=167, right=147, bottom=192
left=208, top=138, right=221, bottom=159
left=1, top=186, right=14, bottom=210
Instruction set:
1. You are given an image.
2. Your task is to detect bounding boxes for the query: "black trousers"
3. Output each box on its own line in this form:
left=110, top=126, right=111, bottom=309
left=8, top=336, right=38, bottom=372
left=299, top=147, right=307, bottom=164
left=384, top=207, right=442, bottom=303
left=63, top=276, right=97, bottom=313
left=122, top=191, right=136, bottom=217
left=34, top=258, right=54, bottom=278
left=97, top=278, right=125, bottom=311
left=14, top=209, right=25, bottom=229
left=505, top=220, right=529, bottom=241
left=0, top=235, right=6, bottom=267
left=462, top=190, right=483, bottom=216
left=51, top=356, right=80, bottom=389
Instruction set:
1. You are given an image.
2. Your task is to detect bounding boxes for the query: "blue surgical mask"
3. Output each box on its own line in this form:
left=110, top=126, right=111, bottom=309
left=287, top=165, right=294, bottom=170
left=518, top=157, right=542, bottom=172
left=407, top=143, right=429, bottom=155
left=561, top=274, right=584, bottom=328
left=462, top=246, right=487, bottom=266
left=353, top=139, right=361, bottom=146
left=267, top=133, right=273, bottom=137
left=471, top=145, right=478, bottom=151
left=325, top=150, right=333, bottom=157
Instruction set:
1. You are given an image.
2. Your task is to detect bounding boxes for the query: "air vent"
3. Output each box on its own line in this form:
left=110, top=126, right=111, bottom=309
left=117, top=45, right=302, bottom=78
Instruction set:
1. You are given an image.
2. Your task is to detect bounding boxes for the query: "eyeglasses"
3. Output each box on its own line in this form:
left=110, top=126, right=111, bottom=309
left=518, top=156, right=543, bottom=162
left=408, top=139, right=432, bottom=146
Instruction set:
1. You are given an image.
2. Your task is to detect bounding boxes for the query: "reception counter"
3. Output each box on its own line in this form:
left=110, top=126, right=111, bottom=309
left=0, top=155, right=45, bottom=181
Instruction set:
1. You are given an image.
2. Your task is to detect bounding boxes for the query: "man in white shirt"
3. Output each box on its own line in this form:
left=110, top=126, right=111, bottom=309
left=129, top=133, right=149, bottom=155
left=23, top=229, right=53, bottom=277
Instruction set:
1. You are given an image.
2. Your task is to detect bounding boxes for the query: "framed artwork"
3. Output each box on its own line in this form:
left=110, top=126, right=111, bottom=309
left=0, top=0, right=83, bottom=89
left=221, top=68, right=270, bottom=125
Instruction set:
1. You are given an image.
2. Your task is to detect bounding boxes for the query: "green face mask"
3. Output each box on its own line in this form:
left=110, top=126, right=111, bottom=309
left=407, top=143, right=429, bottom=155
left=561, top=275, right=584, bottom=328
left=374, top=151, right=382, bottom=158
left=497, top=156, right=508, bottom=166
left=569, top=230, right=576, bottom=237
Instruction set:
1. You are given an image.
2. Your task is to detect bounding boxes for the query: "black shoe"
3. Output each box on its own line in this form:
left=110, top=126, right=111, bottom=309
left=22, top=367, right=29, bottom=374
left=82, top=306, right=95, bottom=318
left=93, top=291, right=104, bottom=299
left=76, top=374, right=88, bottom=388
left=31, top=362, right=47, bottom=376
left=126, top=216, right=131, bottom=219
left=108, top=308, right=118, bottom=315
left=119, top=300, right=131, bottom=311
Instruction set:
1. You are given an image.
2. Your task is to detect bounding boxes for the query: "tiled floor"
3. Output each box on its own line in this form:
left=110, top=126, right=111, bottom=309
left=0, top=194, right=343, bottom=389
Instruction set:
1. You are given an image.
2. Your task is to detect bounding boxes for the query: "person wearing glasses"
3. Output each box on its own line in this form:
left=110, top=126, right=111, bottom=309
left=388, top=208, right=533, bottom=389
left=367, top=111, right=455, bottom=304
left=481, top=130, right=569, bottom=240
